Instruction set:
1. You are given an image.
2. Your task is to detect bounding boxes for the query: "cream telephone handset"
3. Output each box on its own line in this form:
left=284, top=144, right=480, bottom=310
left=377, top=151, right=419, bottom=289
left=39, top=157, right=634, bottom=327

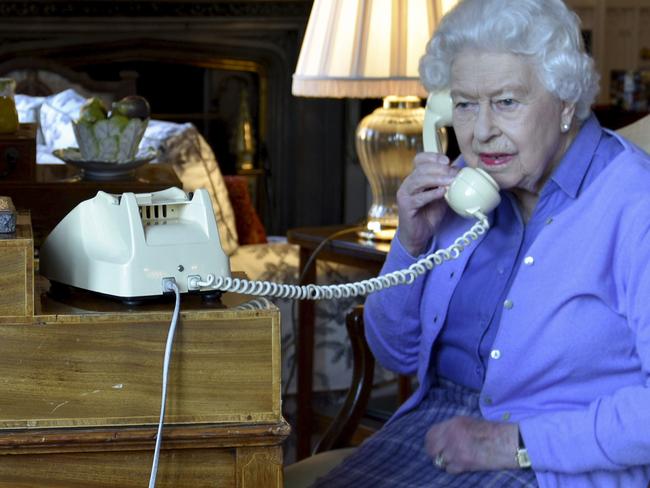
left=423, top=91, right=501, bottom=220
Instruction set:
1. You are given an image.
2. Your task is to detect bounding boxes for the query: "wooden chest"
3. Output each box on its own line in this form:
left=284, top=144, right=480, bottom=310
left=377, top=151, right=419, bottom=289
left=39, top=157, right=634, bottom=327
left=0, top=123, right=36, bottom=181
left=0, top=218, right=288, bottom=487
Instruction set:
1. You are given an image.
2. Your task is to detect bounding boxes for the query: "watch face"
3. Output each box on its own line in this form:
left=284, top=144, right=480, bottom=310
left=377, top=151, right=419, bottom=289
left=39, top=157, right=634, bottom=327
left=517, top=449, right=532, bottom=469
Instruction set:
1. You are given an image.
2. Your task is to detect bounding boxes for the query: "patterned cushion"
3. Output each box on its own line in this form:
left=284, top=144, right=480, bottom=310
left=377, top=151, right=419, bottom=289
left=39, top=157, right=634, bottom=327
left=38, top=89, right=86, bottom=149
left=223, top=175, right=267, bottom=245
left=140, top=119, right=192, bottom=157
left=159, top=126, right=239, bottom=255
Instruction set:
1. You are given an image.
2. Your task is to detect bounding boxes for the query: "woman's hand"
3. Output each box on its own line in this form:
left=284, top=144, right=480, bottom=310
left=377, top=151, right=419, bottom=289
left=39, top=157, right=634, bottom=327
left=425, top=416, right=519, bottom=473
left=396, top=152, right=459, bottom=256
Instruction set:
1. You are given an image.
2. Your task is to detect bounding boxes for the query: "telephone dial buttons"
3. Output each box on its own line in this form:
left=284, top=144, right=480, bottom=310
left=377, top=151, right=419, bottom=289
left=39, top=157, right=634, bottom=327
left=523, top=256, right=534, bottom=265
left=503, top=299, right=514, bottom=309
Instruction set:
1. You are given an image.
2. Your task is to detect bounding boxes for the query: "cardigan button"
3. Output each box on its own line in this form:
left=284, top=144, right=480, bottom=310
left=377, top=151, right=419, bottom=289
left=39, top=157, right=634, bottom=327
left=490, top=349, right=501, bottom=360
left=523, top=256, right=534, bottom=265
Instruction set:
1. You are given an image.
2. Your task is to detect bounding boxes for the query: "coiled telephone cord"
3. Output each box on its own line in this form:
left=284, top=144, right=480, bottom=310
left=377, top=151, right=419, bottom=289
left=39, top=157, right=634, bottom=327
left=204, top=215, right=490, bottom=299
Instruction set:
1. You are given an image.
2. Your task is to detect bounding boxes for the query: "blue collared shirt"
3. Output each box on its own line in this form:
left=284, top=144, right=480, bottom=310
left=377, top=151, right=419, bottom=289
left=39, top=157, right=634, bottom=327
left=435, top=115, right=624, bottom=391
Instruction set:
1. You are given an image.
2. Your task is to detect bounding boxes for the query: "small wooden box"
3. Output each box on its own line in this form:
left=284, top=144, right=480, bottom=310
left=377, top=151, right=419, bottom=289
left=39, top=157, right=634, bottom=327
left=0, top=212, right=33, bottom=319
left=0, top=123, right=36, bottom=181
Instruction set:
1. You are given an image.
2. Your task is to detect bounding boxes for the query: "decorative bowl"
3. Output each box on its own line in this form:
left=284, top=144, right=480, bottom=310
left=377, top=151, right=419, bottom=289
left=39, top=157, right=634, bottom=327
left=53, top=147, right=157, bottom=181
left=72, top=117, right=149, bottom=162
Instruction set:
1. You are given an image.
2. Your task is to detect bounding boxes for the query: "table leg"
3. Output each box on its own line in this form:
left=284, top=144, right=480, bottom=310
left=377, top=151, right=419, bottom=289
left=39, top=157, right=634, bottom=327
left=296, top=247, right=316, bottom=460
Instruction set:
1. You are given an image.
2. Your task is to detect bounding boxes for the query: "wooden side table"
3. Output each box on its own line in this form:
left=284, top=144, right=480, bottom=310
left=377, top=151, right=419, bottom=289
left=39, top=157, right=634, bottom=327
left=0, top=214, right=288, bottom=487
left=0, top=163, right=181, bottom=247
left=286, top=225, right=389, bottom=460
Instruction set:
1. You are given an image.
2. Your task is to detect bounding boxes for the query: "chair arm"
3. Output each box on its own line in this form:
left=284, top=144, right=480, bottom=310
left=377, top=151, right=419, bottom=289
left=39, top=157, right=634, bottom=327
left=313, top=305, right=375, bottom=454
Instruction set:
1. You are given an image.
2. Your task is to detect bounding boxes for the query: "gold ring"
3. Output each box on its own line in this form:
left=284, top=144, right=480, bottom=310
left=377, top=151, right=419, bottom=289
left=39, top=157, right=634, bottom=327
left=434, top=453, right=445, bottom=468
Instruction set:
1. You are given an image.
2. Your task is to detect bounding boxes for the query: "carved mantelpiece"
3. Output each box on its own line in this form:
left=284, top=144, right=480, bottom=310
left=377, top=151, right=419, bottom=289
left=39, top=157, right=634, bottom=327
left=0, top=0, right=351, bottom=234
left=0, top=1, right=311, bottom=18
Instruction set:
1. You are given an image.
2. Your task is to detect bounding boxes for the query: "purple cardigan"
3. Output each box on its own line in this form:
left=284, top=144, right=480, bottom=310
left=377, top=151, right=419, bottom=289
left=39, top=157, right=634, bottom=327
left=364, top=132, right=650, bottom=487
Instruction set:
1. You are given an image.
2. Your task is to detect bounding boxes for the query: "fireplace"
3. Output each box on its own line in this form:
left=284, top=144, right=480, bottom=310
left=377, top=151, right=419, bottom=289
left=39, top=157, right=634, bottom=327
left=0, top=0, right=355, bottom=234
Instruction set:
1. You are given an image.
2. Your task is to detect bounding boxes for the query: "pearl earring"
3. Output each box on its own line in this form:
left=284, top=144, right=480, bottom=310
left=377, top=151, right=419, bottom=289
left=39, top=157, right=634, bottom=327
left=561, top=123, right=570, bottom=132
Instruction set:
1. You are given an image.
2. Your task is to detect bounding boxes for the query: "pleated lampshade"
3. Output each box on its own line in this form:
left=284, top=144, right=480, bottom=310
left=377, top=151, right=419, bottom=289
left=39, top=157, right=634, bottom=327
left=292, top=0, right=458, bottom=99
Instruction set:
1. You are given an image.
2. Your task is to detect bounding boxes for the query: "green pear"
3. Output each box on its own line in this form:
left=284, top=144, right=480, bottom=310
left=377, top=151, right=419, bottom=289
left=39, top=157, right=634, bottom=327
left=108, top=113, right=130, bottom=131
left=78, top=97, right=108, bottom=124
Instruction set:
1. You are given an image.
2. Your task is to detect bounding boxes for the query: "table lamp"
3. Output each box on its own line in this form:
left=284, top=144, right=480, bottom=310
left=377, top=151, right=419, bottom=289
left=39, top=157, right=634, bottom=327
left=292, top=0, right=458, bottom=240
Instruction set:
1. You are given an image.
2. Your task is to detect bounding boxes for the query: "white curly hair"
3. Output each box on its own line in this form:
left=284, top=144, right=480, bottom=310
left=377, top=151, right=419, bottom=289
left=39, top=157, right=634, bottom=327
left=419, top=0, right=599, bottom=120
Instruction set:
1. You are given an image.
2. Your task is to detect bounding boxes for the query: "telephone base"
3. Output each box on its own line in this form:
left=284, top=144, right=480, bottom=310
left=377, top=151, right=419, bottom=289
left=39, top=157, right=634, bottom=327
left=47, top=280, right=224, bottom=307
left=39, top=188, right=231, bottom=298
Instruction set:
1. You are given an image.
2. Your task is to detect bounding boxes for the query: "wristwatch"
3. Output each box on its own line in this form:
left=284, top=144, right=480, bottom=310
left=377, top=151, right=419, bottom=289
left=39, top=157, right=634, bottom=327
left=516, top=429, right=532, bottom=469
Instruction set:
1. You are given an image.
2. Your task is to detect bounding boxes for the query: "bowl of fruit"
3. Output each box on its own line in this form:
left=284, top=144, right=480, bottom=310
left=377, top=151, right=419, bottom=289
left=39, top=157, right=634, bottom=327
left=54, top=95, right=155, bottom=180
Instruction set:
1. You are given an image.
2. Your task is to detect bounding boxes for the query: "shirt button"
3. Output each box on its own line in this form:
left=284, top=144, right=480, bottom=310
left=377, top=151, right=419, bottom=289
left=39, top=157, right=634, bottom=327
left=523, top=256, right=534, bottom=265
left=490, top=349, right=501, bottom=360
left=503, top=299, right=513, bottom=309
left=502, top=412, right=511, bottom=421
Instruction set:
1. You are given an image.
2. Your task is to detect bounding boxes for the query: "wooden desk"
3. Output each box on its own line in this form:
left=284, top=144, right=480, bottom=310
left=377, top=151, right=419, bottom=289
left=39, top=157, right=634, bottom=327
left=0, top=163, right=181, bottom=247
left=286, top=225, right=389, bottom=459
left=0, top=216, right=288, bottom=487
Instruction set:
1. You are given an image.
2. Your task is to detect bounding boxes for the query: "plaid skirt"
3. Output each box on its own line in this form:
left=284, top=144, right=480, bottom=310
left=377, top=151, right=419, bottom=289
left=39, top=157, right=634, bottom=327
left=312, top=378, right=538, bottom=488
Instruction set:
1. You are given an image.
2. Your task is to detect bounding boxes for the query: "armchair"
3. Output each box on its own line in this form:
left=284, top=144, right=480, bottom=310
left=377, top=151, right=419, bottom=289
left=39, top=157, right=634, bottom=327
left=616, top=114, right=650, bottom=153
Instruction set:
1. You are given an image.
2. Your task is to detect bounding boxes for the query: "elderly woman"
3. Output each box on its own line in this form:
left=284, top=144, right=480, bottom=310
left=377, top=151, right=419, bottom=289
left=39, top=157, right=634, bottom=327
left=308, top=0, right=650, bottom=487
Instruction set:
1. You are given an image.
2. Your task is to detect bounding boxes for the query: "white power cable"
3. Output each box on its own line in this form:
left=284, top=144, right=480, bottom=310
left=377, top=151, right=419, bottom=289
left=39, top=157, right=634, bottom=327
left=206, top=215, right=490, bottom=299
left=148, top=280, right=181, bottom=488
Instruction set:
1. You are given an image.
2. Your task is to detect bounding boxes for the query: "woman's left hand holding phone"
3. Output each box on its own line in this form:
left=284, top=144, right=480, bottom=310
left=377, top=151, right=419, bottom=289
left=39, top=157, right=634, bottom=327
left=396, top=152, right=459, bottom=256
